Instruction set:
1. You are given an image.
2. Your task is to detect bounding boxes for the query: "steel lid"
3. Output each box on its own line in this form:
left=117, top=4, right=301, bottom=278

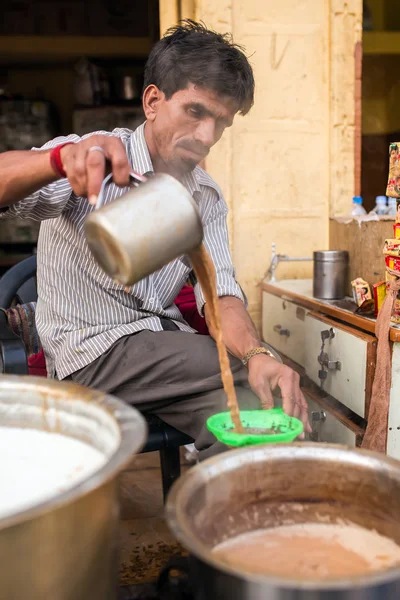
left=313, top=250, right=349, bottom=263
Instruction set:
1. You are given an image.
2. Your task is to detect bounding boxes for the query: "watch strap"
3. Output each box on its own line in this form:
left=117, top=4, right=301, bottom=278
left=242, top=346, right=275, bottom=368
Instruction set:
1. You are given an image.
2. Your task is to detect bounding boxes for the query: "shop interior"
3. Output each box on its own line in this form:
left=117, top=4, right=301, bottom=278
left=362, top=0, right=400, bottom=211
left=0, top=0, right=159, bottom=274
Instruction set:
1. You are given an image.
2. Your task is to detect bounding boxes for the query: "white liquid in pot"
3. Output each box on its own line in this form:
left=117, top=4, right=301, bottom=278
left=0, top=426, right=106, bottom=519
left=213, top=522, right=400, bottom=581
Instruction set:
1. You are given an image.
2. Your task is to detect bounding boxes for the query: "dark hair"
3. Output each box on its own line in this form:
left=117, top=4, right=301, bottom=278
left=143, top=20, right=254, bottom=115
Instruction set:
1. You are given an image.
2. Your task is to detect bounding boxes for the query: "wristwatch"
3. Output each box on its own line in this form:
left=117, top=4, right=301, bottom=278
left=242, top=346, right=275, bottom=368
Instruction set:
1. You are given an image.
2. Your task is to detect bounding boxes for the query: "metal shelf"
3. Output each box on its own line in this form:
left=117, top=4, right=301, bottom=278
left=0, top=36, right=152, bottom=64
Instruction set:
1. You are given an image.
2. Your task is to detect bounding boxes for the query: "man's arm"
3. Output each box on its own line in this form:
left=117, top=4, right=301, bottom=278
left=205, top=295, right=259, bottom=357
left=0, top=150, right=58, bottom=208
left=0, top=134, right=131, bottom=211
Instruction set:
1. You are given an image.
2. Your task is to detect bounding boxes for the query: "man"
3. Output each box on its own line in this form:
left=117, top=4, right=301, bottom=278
left=0, top=21, right=311, bottom=458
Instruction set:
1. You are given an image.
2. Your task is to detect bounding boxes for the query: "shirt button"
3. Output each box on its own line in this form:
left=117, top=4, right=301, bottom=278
left=149, top=298, right=155, bottom=304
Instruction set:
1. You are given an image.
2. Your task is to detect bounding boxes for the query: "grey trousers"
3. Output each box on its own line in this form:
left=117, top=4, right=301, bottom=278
left=67, top=329, right=261, bottom=459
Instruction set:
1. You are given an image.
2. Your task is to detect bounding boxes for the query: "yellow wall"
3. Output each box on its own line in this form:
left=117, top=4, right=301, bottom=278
left=160, top=0, right=362, bottom=329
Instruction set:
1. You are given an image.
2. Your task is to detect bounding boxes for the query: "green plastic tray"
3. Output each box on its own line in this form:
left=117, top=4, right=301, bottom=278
left=207, top=408, right=303, bottom=447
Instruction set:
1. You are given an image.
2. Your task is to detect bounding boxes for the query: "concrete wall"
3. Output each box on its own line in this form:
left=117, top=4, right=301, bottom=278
left=160, top=0, right=362, bottom=330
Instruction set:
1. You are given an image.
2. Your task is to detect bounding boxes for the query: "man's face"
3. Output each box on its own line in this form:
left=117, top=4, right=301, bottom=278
left=143, top=83, right=237, bottom=178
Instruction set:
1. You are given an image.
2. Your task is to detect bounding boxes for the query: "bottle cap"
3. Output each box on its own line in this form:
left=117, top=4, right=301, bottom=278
left=376, top=196, right=387, bottom=204
left=353, top=196, right=363, bottom=205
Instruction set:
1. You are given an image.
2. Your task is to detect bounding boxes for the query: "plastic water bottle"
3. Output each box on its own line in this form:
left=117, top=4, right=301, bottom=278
left=388, top=197, right=397, bottom=216
left=371, top=195, right=388, bottom=215
left=351, top=196, right=367, bottom=216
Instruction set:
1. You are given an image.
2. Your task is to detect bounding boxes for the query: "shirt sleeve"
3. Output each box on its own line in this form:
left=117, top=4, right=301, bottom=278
left=193, top=188, right=245, bottom=315
left=0, top=134, right=81, bottom=222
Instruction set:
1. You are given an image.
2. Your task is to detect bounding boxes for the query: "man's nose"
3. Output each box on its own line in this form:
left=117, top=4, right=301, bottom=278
left=194, top=119, right=215, bottom=149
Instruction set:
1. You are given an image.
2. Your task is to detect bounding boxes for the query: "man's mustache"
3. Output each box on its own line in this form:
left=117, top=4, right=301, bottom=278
left=177, top=141, right=210, bottom=158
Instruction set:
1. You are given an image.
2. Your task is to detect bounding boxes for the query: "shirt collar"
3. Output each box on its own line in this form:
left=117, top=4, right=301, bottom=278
left=129, top=122, right=154, bottom=176
left=181, top=170, right=201, bottom=198
left=130, top=122, right=202, bottom=199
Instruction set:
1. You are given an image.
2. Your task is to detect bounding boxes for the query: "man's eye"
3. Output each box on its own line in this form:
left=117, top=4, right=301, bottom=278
left=188, top=108, right=201, bottom=118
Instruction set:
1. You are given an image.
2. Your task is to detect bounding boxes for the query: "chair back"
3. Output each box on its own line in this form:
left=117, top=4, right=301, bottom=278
left=0, top=255, right=37, bottom=307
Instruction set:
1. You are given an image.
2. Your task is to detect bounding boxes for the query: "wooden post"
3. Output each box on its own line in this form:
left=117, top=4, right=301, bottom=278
left=354, top=40, right=363, bottom=197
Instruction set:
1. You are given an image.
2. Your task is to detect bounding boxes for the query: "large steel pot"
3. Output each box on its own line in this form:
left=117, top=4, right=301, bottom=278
left=166, top=443, right=400, bottom=599
left=0, top=375, right=147, bottom=600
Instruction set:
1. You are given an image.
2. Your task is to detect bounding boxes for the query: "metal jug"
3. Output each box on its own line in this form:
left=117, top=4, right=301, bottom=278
left=313, top=250, right=349, bottom=300
left=84, top=172, right=204, bottom=286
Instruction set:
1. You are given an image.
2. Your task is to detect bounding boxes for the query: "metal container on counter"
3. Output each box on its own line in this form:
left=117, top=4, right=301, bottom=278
left=0, top=375, right=147, bottom=600
left=166, top=443, right=400, bottom=600
left=313, top=250, right=349, bottom=300
left=84, top=172, right=204, bottom=286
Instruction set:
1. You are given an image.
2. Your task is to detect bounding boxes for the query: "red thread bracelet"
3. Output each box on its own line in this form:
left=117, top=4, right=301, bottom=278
left=49, top=142, right=74, bottom=179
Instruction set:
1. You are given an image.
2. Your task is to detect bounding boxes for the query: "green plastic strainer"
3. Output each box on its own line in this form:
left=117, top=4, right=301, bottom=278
left=206, top=408, right=303, bottom=447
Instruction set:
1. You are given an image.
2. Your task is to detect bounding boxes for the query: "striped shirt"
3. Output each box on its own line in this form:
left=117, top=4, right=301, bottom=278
left=1, top=123, right=244, bottom=380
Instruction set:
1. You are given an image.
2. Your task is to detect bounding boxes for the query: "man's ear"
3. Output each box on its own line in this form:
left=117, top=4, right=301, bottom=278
left=143, top=85, right=164, bottom=121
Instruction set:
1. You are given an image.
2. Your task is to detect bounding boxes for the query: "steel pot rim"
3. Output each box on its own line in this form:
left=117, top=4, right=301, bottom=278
left=0, top=375, right=147, bottom=531
left=166, top=443, right=400, bottom=591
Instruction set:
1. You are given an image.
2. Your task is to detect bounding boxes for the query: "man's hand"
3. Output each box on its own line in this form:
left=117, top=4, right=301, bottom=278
left=60, top=135, right=131, bottom=205
left=205, top=295, right=312, bottom=435
left=247, top=354, right=312, bottom=435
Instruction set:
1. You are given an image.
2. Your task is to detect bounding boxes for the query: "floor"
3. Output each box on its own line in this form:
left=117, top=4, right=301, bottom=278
left=119, top=451, right=189, bottom=585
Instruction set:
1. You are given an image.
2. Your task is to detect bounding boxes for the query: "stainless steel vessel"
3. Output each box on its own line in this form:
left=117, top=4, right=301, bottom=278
left=84, top=172, right=204, bottom=286
left=167, top=443, right=400, bottom=599
left=313, top=250, right=349, bottom=300
left=0, top=375, right=147, bottom=600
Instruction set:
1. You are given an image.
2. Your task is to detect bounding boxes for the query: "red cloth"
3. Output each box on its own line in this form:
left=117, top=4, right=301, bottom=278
left=26, top=285, right=207, bottom=379
left=28, top=349, right=47, bottom=377
left=174, top=284, right=209, bottom=335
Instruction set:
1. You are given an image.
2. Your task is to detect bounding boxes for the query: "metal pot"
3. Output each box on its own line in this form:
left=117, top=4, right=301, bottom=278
left=0, top=375, right=147, bottom=600
left=166, top=443, right=400, bottom=599
left=85, top=172, right=204, bottom=286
